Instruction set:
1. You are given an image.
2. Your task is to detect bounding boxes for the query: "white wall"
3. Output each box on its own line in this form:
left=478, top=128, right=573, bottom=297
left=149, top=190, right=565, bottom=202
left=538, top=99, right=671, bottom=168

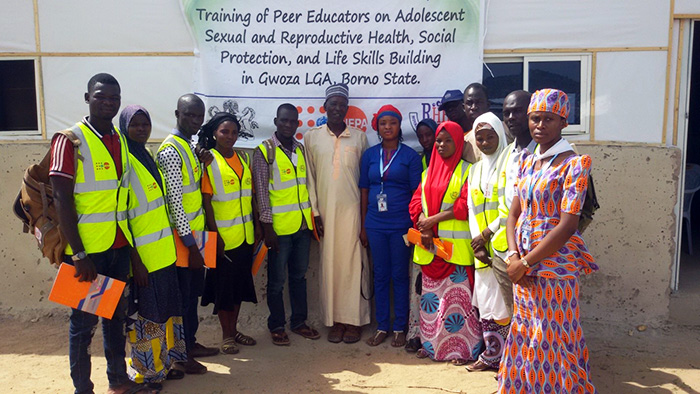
left=0, top=0, right=678, bottom=144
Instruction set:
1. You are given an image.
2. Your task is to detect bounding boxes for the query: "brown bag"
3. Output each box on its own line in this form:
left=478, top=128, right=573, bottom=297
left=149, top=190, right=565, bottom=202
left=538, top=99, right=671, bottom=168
left=12, top=129, right=81, bottom=265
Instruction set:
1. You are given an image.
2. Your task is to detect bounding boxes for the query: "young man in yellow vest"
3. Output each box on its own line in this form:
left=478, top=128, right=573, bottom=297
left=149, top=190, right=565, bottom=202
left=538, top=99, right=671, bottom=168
left=156, top=94, right=218, bottom=374
left=50, top=73, right=137, bottom=394
left=252, top=103, right=320, bottom=345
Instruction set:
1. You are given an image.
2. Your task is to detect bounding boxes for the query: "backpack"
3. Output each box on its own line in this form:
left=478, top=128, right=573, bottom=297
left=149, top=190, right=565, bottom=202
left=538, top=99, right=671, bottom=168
left=570, top=144, right=600, bottom=233
left=12, top=129, right=81, bottom=265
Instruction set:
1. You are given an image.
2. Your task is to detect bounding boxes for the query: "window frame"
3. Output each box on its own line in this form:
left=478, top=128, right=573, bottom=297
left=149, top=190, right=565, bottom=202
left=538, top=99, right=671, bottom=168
left=0, top=57, right=42, bottom=138
left=484, top=53, right=592, bottom=135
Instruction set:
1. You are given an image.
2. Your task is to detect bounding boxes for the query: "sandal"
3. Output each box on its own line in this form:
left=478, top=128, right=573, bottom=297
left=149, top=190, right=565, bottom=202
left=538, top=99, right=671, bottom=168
left=145, top=383, right=162, bottom=394
left=291, top=324, right=321, bottom=340
left=365, top=330, right=388, bottom=346
left=416, top=348, right=431, bottom=359
left=271, top=330, right=290, bottom=346
left=166, top=368, right=185, bottom=380
left=391, top=331, right=407, bottom=347
left=404, top=337, right=421, bottom=353
left=451, top=358, right=470, bottom=366
left=327, top=323, right=346, bottom=343
left=234, top=332, right=257, bottom=346
left=220, top=337, right=239, bottom=354
left=343, top=324, right=362, bottom=344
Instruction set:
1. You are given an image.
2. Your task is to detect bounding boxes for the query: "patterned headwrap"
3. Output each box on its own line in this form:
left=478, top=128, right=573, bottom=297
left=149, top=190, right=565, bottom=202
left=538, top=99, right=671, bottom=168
left=527, top=88, right=570, bottom=119
left=325, top=83, right=349, bottom=101
left=371, top=104, right=402, bottom=131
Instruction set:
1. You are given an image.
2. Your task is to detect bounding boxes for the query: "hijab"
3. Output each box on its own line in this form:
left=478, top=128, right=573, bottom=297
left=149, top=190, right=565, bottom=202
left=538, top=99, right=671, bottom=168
left=119, top=105, right=162, bottom=188
left=416, top=118, right=438, bottom=161
left=472, top=112, right=507, bottom=189
left=424, top=121, right=465, bottom=217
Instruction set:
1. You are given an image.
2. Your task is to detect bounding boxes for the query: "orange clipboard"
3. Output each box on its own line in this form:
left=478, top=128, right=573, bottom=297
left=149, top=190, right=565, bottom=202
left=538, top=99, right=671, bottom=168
left=48, top=263, right=126, bottom=319
left=174, top=230, right=217, bottom=268
left=406, top=228, right=453, bottom=260
left=251, top=240, right=268, bottom=275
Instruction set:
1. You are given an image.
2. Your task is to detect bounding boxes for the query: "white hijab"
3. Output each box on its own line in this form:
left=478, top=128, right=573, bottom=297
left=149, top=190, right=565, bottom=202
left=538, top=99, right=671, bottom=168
left=472, top=112, right=507, bottom=189
left=533, top=137, right=573, bottom=161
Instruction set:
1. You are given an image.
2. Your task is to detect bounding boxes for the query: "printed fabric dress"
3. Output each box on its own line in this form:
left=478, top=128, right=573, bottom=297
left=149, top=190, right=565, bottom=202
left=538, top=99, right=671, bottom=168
left=497, top=153, right=598, bottom=394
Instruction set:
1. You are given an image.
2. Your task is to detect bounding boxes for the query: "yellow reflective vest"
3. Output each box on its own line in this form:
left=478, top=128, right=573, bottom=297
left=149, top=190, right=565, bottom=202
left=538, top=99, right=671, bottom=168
left=258, top=143, right=313, bottom=236
left=206, top=149, right=254, bottom=250
left=158, top=134, right=205, bottom=232
left=492, top=145, right=516, bottom=254
left=66, top=123, right=132, bottom=255
left=126, top=150, right=176, bottom=273
left=468, top=160, right=501, bottom=268
left=413, top=161, right=473, bottom=266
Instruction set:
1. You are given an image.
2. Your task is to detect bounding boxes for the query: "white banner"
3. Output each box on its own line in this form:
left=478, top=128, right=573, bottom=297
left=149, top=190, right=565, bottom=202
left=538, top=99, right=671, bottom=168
left=181, top=0, right=483, bottom=148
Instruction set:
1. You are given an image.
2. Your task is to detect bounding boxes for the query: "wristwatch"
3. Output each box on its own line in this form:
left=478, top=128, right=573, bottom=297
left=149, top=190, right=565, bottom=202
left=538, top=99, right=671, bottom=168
left=71, top=251, right=87, bottom=262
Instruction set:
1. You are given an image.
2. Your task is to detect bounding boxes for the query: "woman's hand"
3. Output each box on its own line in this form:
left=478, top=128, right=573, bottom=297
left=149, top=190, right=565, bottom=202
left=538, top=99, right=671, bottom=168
left=216, top=233, right=225, bottom=260
left=420, top=228, right=435, bottom=250
left=506, top=256, right=529, bottom=284
left=359, top=226, right=368, bottom=248
left=131, top=251, right=149, bottom=288
left=417, top=215, right=437, bottom=232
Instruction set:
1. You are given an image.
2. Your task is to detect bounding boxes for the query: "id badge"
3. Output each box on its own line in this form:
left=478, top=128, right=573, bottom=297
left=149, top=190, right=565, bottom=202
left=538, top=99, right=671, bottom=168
left=484, top=183, right=494, bottom=199
left=377, top=193, right=388, bottom=212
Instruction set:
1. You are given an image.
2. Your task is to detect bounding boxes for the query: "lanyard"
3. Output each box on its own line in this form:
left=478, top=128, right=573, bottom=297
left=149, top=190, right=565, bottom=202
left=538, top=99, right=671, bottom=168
left=526, top=153, right=559, bottom=205
left=379, top=145, right=401, bottom=191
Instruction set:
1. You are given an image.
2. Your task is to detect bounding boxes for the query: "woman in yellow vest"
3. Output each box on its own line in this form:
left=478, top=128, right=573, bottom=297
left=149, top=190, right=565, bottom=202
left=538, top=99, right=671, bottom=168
left=198, top=112, right=259, bottom=355
left=408, top=121, right=481, bottom=362
left=465, top=112, right=511, bottom=371
left=120, top=105, right=186, bottom=392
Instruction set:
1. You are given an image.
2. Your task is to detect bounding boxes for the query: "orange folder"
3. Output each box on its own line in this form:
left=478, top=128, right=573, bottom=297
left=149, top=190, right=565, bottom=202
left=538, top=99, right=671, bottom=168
left=406, top=228, right=453, bottom=260
left=251, top=240, right=268, bottom=276
left=48, top=263, right=126, bottom=319
left=174, top=230, right=217, bottom=269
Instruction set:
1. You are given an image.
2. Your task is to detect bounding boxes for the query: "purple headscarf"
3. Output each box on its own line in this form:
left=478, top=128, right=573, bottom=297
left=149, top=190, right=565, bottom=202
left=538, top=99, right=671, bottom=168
left=119, top=105, right=162, bottom=188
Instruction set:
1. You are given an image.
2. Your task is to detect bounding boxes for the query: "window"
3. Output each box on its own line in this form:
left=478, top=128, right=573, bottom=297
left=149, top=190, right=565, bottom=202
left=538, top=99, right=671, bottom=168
left=483, top=54, right=591, bottom=134
left=0, top=59, right=39, bottom=136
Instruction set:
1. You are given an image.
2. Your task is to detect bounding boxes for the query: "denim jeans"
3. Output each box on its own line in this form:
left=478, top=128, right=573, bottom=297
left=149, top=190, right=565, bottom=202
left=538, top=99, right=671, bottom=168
left=366, top=228, right=410, bottom=332
left=266, top=230, right=311, bottom=332
left=177, top=266, right=204, bottom=353
left=68, top=247, right=130, bottom=394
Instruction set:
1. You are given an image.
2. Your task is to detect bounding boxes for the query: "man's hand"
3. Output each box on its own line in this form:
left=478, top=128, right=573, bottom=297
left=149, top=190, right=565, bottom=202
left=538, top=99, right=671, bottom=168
left=471, top=229, right=492, bottom=251
left=263, top=223, right=279, bottom=251
left=216, top=233, right=225, bottom=260
left=131, top=253, right=149, bottom=288
left=195, top=147, right=214, bottom=167
left=473, top=247, right=491, bottom=266
left=73, top=257, right=97, bottom=282
left=314, top=216, right=324, bottom=238
left=188, top=244, right=205, bottom=270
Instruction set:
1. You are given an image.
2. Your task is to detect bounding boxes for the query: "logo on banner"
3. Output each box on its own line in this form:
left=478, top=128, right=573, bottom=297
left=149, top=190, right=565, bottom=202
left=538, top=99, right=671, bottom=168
left=294, top=105, right=368, bottom=140
left=408, top=100, right=448, bottom=131
left=207, top=100, right=260, bottom=140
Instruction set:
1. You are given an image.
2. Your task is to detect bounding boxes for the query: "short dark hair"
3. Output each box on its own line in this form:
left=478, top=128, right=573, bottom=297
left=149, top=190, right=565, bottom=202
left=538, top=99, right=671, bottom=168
left=277, top=103, right=297, bottom=117
left=87, top=73, right=119, bottom=93
left=465, top=82, right=488, bottom=100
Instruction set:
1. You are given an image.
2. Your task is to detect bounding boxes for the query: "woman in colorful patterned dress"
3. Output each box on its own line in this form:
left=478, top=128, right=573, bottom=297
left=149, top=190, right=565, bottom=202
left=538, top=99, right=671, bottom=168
left=408, top=121, right=482, bottom=362
left=121, top=105, right=186, bottom=393
left=498, top=89, right=598, bottom=393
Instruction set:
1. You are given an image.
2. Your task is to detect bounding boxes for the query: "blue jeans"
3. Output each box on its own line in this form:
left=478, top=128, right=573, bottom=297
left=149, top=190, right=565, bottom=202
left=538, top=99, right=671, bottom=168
left=177, top=266, right=204, bottom=353
left=366, top=228, right=410, bottom=332
left=266, top=230, right=311, bottom=332
left=68, top=247, right=130, bottom=394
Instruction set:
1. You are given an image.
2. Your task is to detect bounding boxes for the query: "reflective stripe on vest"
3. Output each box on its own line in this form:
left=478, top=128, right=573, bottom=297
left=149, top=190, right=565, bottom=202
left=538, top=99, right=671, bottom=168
left=492, top=145, right=515, bottom=253
left=421, top=154, right=428, bottom=171
left=127, top=152, right=176, bottom=273
left=469, top=160, right=501, bottom=268
left=158, top=135, right=205, bottom=232
left=207, top=149, right=254, bottom=250
left=67, top=123, right=132, bottom=254
left=413, top=161, right=474, bottom=266
left=259, top=143, right=314, bottom=236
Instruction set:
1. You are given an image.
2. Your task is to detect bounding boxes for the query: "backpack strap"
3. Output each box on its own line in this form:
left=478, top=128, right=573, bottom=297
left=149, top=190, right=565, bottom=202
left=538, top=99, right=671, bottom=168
left=262, top=138, right=275, bottom=179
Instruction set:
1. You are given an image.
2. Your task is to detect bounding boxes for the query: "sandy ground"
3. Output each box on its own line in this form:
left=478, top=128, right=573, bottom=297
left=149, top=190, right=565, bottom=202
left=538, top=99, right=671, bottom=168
left=1, top=313, right=699, bottom=394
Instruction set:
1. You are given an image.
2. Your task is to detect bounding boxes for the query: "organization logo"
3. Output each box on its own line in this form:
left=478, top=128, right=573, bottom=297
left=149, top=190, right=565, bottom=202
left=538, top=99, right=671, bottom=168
left=450, top=191, right=459, bottom=200
left=408, top=100, right=448, bottom=131
left=146, top=182, right=158, bottom=192
left=299, top=164, right=305, bottom=172
left=224, top=178, right=238, bottom=187
left=95, top=162, right=111, bottom=171
left=245, top=177, right=252, bottom=185
left=293, top=105, right=369, bottom=140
